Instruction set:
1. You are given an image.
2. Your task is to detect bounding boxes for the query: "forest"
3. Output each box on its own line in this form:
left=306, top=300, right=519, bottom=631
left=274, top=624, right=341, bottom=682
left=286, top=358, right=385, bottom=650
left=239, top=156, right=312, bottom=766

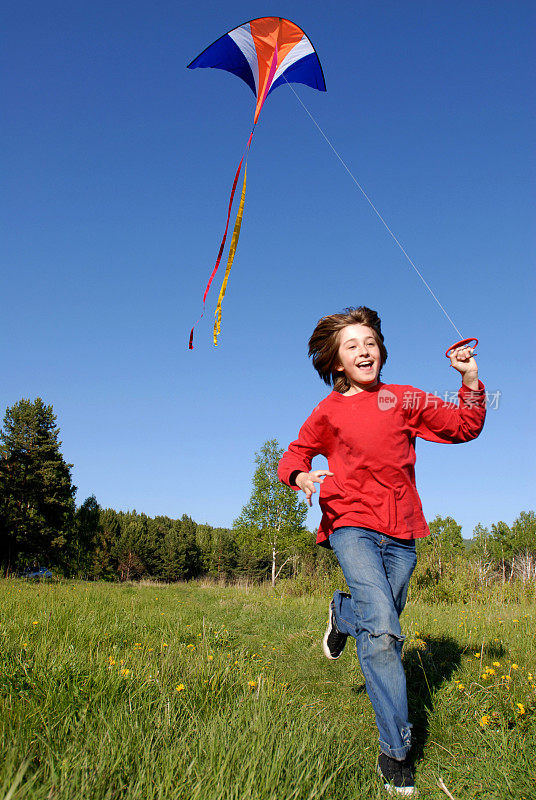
left=1, top=398, right=534, bottom=598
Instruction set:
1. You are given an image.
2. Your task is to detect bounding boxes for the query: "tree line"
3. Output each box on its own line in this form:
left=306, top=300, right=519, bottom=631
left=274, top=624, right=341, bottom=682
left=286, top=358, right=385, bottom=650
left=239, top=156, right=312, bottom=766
left=1, top=398, right=534, bottom=589
left=0, top=399, right=318, bottom=582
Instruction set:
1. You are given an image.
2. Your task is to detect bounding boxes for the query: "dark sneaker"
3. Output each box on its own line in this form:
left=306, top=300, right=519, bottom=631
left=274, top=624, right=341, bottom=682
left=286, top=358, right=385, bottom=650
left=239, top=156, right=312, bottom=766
left=377, top=753, right=417, bottom=796
left=322, top=600, right=348, bottom=660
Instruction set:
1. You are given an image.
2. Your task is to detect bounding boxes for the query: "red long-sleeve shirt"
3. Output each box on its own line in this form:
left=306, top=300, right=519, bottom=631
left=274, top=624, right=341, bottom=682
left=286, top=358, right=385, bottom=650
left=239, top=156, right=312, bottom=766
left=278, top=381, right=486, bottom=546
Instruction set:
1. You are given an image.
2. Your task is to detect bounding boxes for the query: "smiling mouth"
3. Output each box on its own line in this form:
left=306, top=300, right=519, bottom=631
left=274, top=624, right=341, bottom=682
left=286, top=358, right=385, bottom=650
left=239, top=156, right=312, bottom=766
left=357, top=361, right=374, bottom=368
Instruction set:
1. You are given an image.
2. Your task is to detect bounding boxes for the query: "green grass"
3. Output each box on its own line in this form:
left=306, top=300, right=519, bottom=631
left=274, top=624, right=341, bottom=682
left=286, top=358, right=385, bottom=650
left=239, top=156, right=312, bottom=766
left=0, top=579, right=534, bottom=799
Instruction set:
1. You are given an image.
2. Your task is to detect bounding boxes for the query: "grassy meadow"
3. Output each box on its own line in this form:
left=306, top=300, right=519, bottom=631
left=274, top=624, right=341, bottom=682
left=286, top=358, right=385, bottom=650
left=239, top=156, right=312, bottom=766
left=0, top=579, right=534, bottom=800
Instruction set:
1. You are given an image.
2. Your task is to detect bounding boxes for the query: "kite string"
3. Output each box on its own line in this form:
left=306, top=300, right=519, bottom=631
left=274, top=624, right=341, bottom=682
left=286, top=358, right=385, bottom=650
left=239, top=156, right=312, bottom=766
left=282, top=76, right=464, bottom=341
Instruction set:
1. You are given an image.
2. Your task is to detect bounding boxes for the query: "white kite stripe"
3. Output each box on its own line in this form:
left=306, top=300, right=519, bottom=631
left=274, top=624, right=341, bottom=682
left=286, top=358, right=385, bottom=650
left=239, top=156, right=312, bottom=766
left=228, top=23, right=259, bottom=95
left=272, top=35, right=314, bottom=84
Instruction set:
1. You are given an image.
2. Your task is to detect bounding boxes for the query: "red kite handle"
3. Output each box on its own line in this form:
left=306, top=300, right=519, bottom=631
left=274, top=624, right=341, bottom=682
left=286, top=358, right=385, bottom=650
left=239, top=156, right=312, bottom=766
left=445, top=337, right=478, bottom=358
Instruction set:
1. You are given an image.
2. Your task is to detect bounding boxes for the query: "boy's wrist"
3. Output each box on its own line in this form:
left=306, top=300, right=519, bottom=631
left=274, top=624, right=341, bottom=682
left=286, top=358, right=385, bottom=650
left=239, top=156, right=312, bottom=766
left=289, top=470, right=304, bottom=487
left=462, top=373, right=479, bottom=390
left=294, top=471, right=308, bottom=489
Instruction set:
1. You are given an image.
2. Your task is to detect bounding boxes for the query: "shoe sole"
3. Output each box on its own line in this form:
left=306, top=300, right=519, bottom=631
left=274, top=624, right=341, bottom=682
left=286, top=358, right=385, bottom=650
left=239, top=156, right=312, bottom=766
left=322, top=607, right=342, bottom=660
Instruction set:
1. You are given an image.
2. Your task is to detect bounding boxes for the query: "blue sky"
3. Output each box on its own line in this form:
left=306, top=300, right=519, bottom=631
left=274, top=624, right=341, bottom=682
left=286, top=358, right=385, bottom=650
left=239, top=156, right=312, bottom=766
left=3, top=0, right=534, bottom=538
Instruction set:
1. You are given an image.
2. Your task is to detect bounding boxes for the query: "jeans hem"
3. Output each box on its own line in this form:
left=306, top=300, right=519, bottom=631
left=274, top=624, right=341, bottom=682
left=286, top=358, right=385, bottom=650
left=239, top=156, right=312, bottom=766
left=379, top=741, right=411, bottom=761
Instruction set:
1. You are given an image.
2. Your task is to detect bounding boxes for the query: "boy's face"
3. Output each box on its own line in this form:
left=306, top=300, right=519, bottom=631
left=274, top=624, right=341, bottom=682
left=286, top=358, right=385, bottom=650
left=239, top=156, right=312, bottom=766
left=335, top=324, right=382, bottom=390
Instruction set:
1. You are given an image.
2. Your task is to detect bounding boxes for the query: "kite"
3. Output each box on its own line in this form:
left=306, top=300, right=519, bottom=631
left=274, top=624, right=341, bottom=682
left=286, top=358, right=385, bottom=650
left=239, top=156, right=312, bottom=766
left=188, top=17, right=326, bottom=348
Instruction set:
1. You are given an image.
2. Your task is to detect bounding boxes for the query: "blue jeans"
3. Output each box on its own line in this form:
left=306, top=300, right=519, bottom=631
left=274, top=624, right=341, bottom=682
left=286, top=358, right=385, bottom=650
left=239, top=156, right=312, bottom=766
left=329, top=526, right=417, bottom=760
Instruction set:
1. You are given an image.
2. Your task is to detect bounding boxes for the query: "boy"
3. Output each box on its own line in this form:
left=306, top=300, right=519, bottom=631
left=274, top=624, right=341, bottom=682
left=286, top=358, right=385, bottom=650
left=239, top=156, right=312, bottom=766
left=278, top=306, right=485, bottom=795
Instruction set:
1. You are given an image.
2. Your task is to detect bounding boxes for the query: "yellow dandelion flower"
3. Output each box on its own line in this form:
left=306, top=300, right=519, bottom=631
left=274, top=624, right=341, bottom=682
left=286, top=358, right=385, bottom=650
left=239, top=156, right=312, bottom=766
left=511, top=664, right=518, bottom=670
left=474, top=653, right=481, bottom=658
left=517, top=703, right=525, bottom=714
left=134, top=642, right=142, bottom=647
left=482, top=674, right=489, bottom=681
left=197, top=633, right=202, bottom=638
left=175, top=684, right=185, bottom=692
left=487, top=668, right=496, bottom=675
left=32, top=621, right=38, bottom=625
left=493, top=662, right=501, bottom=667
left=163, top=643, right=168, bottom=647
left=120, top=668, right=130, bottom=676
left=22, top=643, right=28, bottom=648
left=479, top=715, right=490, bottom=727
left=248, top=680, right=257, bottom=688
left=108, top=656, right=116, bottom=665
left=513, top=619, right=519, bottom=623
left=457, top=684, right=465, bottom=690
left=148, top=648, right=153, bottom=652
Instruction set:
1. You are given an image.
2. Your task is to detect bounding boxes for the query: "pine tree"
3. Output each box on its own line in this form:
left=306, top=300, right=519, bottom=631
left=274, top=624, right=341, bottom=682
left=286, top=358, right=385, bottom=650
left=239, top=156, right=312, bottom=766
left=112, top=512, right=149, bottom=581
left=93, top=508, right=121, bottom=579
left=0, top=398, right=76, bottom=572
left=161, top=515, right=201, bottom=581
left=196, top=524, right=238, bottom=578
left=72, top=495, right=101, bottom=576
left=233, top=439, right=308, bottom=586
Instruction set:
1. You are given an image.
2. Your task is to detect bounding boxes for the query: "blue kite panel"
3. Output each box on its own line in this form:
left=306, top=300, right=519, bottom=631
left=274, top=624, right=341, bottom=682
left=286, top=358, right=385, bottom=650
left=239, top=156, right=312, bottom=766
left=188, top=35, right=256, bottom=97
left=269, top=53, right=326, bottom=95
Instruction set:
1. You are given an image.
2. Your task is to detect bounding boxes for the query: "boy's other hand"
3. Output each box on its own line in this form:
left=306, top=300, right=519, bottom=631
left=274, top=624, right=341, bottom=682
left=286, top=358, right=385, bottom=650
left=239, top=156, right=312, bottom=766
left=295, top=470, right=334, bottom=506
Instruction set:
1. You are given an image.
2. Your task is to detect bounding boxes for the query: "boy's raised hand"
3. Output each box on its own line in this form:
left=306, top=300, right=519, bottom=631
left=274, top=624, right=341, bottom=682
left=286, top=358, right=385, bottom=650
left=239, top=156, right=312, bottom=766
left=449, top=345, right=479, bottom=389
left=295, top=470, right=334, bottom=507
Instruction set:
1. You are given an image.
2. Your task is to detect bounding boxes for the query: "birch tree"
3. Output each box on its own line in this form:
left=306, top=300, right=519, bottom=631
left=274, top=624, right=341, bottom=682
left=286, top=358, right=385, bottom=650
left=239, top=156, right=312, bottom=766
left=234, top=439, right=309, bottom=586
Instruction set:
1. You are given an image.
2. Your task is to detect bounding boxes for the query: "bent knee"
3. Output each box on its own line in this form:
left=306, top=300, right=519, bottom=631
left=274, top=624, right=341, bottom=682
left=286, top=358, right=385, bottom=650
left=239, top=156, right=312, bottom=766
left=367, top=630, right=404, bottom=652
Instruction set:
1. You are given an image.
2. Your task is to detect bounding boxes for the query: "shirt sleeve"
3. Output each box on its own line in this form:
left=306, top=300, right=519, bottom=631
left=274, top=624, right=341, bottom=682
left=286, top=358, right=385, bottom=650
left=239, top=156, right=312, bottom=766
left=278, top=411, right=326, bottom=489
left=402, top=381, right=487, bottom=443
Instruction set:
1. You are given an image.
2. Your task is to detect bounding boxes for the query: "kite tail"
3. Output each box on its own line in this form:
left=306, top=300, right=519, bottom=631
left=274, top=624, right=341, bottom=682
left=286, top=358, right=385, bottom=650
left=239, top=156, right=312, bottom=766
left=213, top=159, right=248, bottom=345
left=189, top=128, right=255, bottom=349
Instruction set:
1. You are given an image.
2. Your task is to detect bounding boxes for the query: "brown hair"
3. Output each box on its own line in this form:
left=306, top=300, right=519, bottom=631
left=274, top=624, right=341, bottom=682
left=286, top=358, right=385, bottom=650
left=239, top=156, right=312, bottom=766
left=308, top=306, right=388, bottom=394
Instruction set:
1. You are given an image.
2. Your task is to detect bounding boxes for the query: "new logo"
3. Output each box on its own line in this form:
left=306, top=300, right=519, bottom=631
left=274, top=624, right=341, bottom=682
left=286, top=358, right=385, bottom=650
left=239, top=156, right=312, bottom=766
left=378, top=388, right=398, bottom=411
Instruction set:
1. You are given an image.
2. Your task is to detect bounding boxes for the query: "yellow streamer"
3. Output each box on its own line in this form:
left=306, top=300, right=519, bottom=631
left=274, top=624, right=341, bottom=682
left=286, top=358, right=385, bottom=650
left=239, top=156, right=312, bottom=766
left=213, top=162, right=248, bottom=345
